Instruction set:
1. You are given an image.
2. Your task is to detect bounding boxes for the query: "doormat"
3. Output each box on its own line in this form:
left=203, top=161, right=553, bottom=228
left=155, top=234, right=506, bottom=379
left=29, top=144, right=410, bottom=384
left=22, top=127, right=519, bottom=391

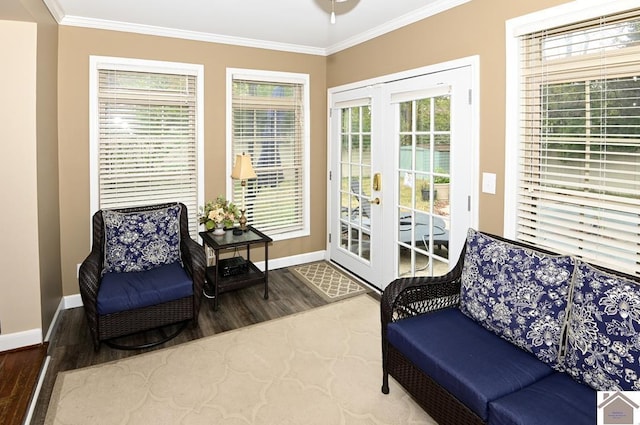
left=290, top=261, right=368, bottom=302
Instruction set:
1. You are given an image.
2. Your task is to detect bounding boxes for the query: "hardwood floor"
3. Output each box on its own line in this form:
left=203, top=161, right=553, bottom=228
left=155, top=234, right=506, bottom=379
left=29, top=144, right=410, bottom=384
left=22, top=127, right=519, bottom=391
left=0, top=344, right=47, bottom=425
left=28, top=266, right=337, bottom=425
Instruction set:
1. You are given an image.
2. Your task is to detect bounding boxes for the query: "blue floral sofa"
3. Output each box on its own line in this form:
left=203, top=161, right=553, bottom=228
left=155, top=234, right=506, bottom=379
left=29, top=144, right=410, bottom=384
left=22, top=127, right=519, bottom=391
left=381, top=228, right=640, bottom=425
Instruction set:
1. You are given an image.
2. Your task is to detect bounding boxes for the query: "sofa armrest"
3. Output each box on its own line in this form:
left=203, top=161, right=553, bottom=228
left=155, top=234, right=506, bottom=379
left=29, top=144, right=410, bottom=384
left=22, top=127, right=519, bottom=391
left=380, top=243, right=467, bottom=395
left=381, top=242, right=466, bottom=327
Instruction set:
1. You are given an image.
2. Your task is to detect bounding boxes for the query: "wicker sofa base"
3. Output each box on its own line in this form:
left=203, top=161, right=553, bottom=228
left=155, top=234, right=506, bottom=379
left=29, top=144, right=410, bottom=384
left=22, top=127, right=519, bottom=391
left=386, top=344, right=484, bottom=425
left=98, top=296, right=195, bottom=345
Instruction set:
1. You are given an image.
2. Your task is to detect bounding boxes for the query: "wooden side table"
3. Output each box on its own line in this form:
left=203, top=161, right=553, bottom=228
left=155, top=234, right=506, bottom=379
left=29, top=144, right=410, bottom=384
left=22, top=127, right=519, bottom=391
left=199, top=226, right=272, bottom=310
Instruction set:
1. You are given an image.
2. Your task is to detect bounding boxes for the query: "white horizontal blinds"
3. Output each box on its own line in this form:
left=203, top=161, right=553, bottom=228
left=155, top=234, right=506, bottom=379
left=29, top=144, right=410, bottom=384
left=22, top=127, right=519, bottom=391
left=519, top=9, right=640, bottom=274
left=97, top=68, right=199, bottom=237
left=232, top=79, right=304, bottom=234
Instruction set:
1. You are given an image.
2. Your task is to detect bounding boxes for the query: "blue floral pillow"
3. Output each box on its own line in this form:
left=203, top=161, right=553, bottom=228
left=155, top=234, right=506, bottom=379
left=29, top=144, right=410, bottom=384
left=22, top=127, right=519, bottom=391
left=102, top=204, right=182, bottom=274
left=564, top=261, right=640, bottom=391
left=460, top=229, right=575, bottom=369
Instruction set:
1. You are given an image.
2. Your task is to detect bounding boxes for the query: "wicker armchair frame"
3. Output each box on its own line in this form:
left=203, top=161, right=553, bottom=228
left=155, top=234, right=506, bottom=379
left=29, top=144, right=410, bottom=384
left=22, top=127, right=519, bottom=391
left=79, top=202, right=206, bottom=351
left=380, top=232, right=565, bottom=425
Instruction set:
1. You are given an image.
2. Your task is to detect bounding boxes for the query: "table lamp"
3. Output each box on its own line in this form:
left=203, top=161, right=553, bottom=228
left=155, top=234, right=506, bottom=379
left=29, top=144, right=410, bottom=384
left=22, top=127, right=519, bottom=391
left=231, top=153, right=257, bottom=233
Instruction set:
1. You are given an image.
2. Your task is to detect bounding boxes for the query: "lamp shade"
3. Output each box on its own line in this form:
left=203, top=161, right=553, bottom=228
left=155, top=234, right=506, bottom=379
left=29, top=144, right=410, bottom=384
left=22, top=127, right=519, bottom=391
left=231, top=153, right=257, bottom=180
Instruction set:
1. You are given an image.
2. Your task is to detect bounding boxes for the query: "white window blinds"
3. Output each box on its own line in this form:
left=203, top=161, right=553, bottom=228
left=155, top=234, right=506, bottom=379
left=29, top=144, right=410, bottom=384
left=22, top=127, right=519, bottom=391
left=518, top=9, right=640, bottom=274
left=95, top=64, right=201, bottom=237
left=231, top=77, right=306, bottom=235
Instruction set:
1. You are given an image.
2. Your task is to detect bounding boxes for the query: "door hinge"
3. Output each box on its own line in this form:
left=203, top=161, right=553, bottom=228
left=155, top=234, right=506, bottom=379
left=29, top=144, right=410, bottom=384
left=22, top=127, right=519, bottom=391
left=329, top=170, right=332, bottom=180
left=468, top=89, right=472, bottom=105
left=468, top=195, right=471, bottom=212
left=329, top=233, right=331, bottom=243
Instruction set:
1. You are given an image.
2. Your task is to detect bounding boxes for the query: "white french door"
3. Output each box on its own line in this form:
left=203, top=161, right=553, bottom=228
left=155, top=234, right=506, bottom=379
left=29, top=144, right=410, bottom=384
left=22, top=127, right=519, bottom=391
left=329, top=63, right=477, bottom=290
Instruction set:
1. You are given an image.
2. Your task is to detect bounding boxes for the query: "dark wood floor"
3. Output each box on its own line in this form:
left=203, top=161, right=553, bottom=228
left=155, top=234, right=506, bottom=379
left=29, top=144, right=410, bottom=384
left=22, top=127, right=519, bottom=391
left=0, top=344, right=47, bottom=425
left=27, top=266, right=343, bottom=425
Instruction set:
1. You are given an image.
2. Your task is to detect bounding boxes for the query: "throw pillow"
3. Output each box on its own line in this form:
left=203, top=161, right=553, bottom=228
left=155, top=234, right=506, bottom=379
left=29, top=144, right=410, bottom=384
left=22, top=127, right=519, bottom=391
left=460, top=228, right=575, bottom=369
left=564, top=261, right=640, bottom=391
left=102, top=204, right=182, bottom=274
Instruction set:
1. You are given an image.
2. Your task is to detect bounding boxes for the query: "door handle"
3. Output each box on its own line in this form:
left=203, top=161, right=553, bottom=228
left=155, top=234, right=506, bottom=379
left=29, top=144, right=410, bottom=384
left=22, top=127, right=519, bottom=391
left=372, top=173, right=381, bottom=191
left=370, top=197, right=381, bottom=205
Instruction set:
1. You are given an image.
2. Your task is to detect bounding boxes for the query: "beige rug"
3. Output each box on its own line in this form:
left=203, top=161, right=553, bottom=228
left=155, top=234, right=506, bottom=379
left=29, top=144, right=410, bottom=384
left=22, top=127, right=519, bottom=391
left=290, top=261, right=368, bottom=302
left=45, top=296, right=435, bottom=425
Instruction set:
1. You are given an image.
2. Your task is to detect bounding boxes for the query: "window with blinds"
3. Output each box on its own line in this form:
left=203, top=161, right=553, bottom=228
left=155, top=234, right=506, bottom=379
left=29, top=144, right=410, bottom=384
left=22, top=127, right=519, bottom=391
left=230, top=71, right=309, bottom=237
left=91, top=57, right=203, bottom=238
left=518, top=9, right=640, bottom=274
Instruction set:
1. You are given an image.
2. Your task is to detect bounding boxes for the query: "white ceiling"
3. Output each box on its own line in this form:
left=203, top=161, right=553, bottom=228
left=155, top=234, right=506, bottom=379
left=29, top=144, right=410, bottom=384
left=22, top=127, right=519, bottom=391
left=38, top=0, right=469, bottom=55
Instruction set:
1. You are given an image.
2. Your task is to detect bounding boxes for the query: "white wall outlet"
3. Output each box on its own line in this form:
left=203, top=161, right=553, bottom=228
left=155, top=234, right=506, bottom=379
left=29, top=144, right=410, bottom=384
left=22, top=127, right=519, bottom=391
left=482, top=172, right=497, bottom=194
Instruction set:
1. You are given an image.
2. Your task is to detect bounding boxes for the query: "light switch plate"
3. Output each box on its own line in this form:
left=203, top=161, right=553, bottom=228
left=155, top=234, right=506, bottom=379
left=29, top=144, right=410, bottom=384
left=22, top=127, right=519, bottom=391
left=482, top=172, right=496, bottom=194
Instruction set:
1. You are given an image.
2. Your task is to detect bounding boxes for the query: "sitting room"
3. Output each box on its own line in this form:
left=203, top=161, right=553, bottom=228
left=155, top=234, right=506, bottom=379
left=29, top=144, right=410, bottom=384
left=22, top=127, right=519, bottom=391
left=1, top=0, right=639, bottom=424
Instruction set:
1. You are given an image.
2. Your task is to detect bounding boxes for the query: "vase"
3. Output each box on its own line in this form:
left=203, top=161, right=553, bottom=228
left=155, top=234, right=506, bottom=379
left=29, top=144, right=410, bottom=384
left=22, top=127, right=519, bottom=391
left=212, top=223, right=225, bottom=236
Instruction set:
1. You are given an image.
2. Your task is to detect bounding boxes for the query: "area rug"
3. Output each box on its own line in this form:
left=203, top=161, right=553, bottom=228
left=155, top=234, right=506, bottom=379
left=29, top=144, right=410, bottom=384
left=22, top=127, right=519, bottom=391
left=290, top=261, right=368, bottom=302
left=45, top=296, right=435, bottom=425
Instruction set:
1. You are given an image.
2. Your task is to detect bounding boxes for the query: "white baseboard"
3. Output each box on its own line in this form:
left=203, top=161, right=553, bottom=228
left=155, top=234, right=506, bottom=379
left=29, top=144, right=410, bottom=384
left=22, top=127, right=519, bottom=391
left=63, top=294, right=83, bottom=309
left=253, top=250, right=326, bottom=271
left=44, top=297, right=66, bottom=342
left=0, top=328, right=42, bottom=352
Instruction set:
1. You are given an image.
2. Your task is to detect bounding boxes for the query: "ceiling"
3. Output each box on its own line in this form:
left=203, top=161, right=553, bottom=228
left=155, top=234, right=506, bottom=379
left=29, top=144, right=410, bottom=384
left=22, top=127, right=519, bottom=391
left=34, top=0, right=468, bottom=55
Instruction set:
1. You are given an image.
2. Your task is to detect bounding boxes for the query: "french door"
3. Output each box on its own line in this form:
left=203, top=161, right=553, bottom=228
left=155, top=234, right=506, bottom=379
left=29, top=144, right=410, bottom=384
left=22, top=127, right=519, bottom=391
left=329, top=63, right=477, bottom=290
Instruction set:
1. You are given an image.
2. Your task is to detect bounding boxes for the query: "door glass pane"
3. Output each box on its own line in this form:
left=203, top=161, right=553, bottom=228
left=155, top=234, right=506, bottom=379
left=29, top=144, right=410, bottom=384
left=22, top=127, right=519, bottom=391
left=399, top=102, right=412, bottom=132
left=415, top=135, right=431, bottom=173
left=416, top=98, right=431, bottom=132
left=351, top=134, right=361, bottom=163
left=398, top=176, right=413, bottom=209
left=396, top=95, right=451, bottom=278
left=434, top=96, right=450, bottom=132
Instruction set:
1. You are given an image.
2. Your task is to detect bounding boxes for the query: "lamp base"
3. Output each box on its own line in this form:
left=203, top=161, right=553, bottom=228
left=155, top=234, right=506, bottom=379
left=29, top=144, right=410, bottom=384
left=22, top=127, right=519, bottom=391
left=239, top=208, right=248, bottom=231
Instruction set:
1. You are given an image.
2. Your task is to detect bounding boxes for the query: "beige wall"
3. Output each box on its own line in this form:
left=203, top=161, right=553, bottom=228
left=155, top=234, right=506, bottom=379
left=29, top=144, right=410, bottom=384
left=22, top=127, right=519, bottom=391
left=0, top=19, right=42, bottom=335
left=58, top=27, right=327, bottom=296
left=0, top=0, right=59, bottom=345
left=327, top=0, right=572, bottom=234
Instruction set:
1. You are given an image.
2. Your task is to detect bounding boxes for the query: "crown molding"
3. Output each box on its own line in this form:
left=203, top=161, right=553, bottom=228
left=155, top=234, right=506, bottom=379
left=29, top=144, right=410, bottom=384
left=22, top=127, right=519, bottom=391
left=325, top=0, right=471, bottom=55
left=60, top=15, right=327, bottom=56
left=41, top=0, right=64, bottom=22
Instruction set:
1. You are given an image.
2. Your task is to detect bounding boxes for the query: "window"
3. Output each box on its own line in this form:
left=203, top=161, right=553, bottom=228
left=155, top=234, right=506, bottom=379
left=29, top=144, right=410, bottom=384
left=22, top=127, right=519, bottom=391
left=227, top=69, right=310, bottom=239
left=90, top=57, right=204, bottom=237
left=506, top=4, right=640, bottom=274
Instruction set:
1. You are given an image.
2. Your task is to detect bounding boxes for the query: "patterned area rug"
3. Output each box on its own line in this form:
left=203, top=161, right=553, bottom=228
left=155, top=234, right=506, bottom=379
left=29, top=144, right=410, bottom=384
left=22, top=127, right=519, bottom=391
left=290, top=261, right=368, bottom=302
left=45, top=296, right=435, bottom=425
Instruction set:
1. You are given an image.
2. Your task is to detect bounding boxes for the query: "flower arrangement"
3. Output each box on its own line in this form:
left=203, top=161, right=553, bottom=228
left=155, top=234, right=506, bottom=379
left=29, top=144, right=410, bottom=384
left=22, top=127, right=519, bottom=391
left=200, top=196, right=240, bottom=230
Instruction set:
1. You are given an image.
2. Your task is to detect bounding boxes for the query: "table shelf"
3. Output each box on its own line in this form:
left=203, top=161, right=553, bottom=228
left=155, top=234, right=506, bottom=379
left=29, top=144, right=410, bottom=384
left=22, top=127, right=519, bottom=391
left=205, top=261, right=265, bottom=294
left=200, top=226, right=272, bottom=310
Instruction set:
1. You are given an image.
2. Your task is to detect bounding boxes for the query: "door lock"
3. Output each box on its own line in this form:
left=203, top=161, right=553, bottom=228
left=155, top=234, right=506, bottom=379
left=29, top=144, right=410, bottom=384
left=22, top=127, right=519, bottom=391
left=370, top=197, right=381, bottom=205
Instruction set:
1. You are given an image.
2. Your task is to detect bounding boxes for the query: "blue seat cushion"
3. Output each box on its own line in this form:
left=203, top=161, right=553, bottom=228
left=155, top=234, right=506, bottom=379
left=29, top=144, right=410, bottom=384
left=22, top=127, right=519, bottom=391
left=488, top=372, right=595, bottom=425
left=97, top=262, right=193, bottom=315
left=387, top=308, right=554, bottom=420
